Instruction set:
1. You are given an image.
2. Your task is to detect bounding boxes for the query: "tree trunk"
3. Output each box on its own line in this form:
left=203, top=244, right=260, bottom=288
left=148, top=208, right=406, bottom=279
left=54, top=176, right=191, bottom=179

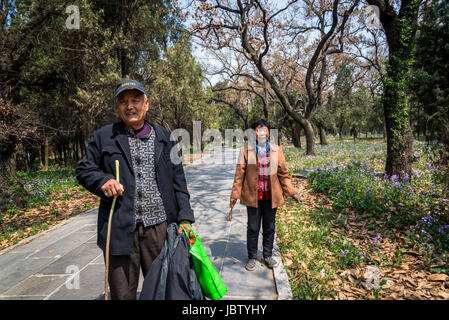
left=303, top=120, right=316, bottom=155
left=63, top=143, right=68, bottom=167
left=25, top=152, right=31, bottom=172
left=292, top=122, right=302, bottom=149
left=319, top=126, right=328, bottom=145
left=383, top=50, right=414, bottom=177
left=351, top=126, right=358, bottom=143
left=384, top=94, right=413, bottom=177
left=40, top=144, right=44, bottom=168
left=57, top=143, right=63, bottom=165
left=262, top=78, right=269, bottom=118
left=0, top=155, right=12, bottom=212
left=78, top=133, right=85, bottom=158
left=244, top=118, right=249, bottom=130
left=9, top=154, right=17, bottom=178
left=44, top=137, right=49, bottom=171
left=366, top=0, right=420, bottom=178
left=74, top=135, right=80, bottom=161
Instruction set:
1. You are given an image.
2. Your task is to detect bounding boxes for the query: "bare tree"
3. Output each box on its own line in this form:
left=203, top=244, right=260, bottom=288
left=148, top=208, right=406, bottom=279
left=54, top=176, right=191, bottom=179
left=190, top=0, right=360, bottom=155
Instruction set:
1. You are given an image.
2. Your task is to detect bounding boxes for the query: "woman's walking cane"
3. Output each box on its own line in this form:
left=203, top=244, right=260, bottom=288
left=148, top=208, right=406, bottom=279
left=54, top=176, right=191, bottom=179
left=227, top=202, right=235, bottom=221
left=104, top=160, right=119, bottom=300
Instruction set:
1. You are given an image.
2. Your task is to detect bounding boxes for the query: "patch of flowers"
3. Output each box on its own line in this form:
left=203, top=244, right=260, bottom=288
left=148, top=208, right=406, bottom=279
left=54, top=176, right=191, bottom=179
left=304, top=141, right=448, bottom=260
left=284, top=139, right=387, bottom=172
left=18, top=170, right=78, bottom=207
left=408, top=214, right=449, bottom=258
left=327, top=237, right=365, bottom=269
left=308, top=160, right=447, bottom=226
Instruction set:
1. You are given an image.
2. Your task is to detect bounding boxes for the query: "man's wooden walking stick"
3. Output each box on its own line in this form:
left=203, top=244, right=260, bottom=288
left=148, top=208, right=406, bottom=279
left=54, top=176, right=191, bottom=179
left=104, top=160, right=119, bottom=300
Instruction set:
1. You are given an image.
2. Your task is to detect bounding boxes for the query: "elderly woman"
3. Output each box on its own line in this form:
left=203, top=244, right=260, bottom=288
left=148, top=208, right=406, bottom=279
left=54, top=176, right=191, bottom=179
left=230, top=119, right=302, bottom=271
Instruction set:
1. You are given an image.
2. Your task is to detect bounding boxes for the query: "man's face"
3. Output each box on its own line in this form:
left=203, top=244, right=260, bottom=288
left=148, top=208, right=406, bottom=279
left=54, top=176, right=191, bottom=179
left=255, top=125, right=269, bottom=144
left=117, top=89, right=149, bottom=130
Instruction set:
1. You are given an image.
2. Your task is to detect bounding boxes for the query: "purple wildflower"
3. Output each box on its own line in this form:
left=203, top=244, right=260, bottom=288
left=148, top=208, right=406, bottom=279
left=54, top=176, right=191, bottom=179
left=372, top=235, right=382, bottom=244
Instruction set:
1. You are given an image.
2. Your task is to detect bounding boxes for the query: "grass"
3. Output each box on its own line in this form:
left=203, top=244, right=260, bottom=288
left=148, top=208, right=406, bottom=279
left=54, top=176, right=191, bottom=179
left=276, top=198, right=339, bottom=299
left=283, top=136, right=387, bottom=173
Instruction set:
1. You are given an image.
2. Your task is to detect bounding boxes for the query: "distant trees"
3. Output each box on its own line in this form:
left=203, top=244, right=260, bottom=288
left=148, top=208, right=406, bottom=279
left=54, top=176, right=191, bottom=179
left=144, top=34, right=216, bottom=133
left=331, top=65, right=354, bottom=140
left=1, top=1, right=64, bottom=210
left=319, top=65, right=383, bottom=143
left=2, top=0, right=445, bottom=213
left=190, top=0, right=362, bottom=155
left=409, top=0, right=449, bottom=190
left=189, top=0, right=426, bottom=177
left=0, top=0, right=215, bottom=212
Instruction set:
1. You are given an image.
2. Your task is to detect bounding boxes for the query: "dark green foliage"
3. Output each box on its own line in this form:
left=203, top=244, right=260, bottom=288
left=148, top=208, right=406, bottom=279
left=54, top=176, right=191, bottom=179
left=0, top=0, right=215, bottom=212
left=409, top=0, right=449, bottom=191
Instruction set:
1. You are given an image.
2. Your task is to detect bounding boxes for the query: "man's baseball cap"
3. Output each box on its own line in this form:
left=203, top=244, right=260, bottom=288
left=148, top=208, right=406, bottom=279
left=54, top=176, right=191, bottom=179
left=115, top=79, right=147, bottom=97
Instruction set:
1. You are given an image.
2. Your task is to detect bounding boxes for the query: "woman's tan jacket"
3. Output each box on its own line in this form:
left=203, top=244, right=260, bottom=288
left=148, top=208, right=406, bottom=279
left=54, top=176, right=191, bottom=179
left=230, top=143, right=297, bottom=209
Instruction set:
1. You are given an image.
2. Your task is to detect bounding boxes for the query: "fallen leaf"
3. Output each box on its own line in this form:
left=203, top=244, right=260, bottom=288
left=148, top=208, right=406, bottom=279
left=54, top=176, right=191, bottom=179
left=430, top=256, right=446, bottom=268
left=405, top=278, right=416, bottom=288
left=348, top=275, right=356, bottom=285
left=430, top=289, right=441, bottom=297
left=382, top=280, right=394, bottom=289
left=412, top=291, right=425, bottom=299
left=402, top=250, right=421, bottom=256
left=428, top=274, right=449, bottom=282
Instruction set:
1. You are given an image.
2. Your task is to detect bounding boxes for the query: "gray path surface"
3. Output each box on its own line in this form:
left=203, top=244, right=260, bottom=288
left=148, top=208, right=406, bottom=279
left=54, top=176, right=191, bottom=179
left=0, top=148, right=292, bottom=300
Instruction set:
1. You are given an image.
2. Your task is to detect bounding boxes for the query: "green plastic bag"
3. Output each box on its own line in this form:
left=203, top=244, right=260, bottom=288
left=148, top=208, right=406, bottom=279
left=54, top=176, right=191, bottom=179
left=181, top=223, right=227, bottom=300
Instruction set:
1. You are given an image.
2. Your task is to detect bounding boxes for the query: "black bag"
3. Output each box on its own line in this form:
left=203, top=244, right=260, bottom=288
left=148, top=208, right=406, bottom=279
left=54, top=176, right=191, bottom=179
left=139, top=223, right=204, bottom=300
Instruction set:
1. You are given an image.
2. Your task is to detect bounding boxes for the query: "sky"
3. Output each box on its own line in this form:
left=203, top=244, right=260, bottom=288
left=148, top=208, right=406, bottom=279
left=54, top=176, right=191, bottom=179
left=177, top=0, right=225, bottom=86
left=177, top=0, right=384, bottom=88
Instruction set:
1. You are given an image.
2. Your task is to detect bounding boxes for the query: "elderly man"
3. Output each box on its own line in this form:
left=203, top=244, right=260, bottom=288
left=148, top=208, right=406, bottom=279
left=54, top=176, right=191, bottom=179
left=76, top=79, right=194, bottom=300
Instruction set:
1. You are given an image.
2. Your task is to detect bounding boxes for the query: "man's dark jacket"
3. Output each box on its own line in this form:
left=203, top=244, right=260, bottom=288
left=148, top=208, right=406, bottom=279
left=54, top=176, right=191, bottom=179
left=76, top=120, right=195, bottom=255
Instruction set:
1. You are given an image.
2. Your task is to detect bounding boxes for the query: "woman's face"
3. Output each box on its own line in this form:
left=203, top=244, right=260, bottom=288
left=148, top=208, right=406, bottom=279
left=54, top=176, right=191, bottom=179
left=255, top=125, right=269, bottom=144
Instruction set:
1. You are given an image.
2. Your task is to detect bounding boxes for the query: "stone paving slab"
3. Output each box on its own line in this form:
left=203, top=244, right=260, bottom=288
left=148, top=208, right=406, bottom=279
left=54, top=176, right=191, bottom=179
left=0, top=295, right=47, bottom=300
left=27, top=232, right=95, bottom=259
left=1, top=274, right=69, bottom=298
left=40, top=240, right=100, bottom=275
left=0, top=256, right=56, bottom=294
left=46, top=262, right=104, bottom=300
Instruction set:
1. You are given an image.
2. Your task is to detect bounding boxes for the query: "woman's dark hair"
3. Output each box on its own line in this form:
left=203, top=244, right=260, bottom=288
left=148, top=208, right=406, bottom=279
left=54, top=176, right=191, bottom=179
left=251, top=119, right=271, bottom=131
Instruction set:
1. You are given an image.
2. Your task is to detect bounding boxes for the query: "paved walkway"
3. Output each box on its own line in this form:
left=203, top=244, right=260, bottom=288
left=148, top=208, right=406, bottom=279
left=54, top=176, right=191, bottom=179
left=0, top=148, right=292, bottom=300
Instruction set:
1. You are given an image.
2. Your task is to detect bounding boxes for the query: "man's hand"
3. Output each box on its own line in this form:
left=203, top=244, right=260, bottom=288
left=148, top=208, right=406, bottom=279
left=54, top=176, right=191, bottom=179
left=178, top=220, right=191, bottom=236
left=101, top=179, right=124, bottom=197
left=230, top=198, right=237, bottom=208
left=292, top=193, right=303, bottom=203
